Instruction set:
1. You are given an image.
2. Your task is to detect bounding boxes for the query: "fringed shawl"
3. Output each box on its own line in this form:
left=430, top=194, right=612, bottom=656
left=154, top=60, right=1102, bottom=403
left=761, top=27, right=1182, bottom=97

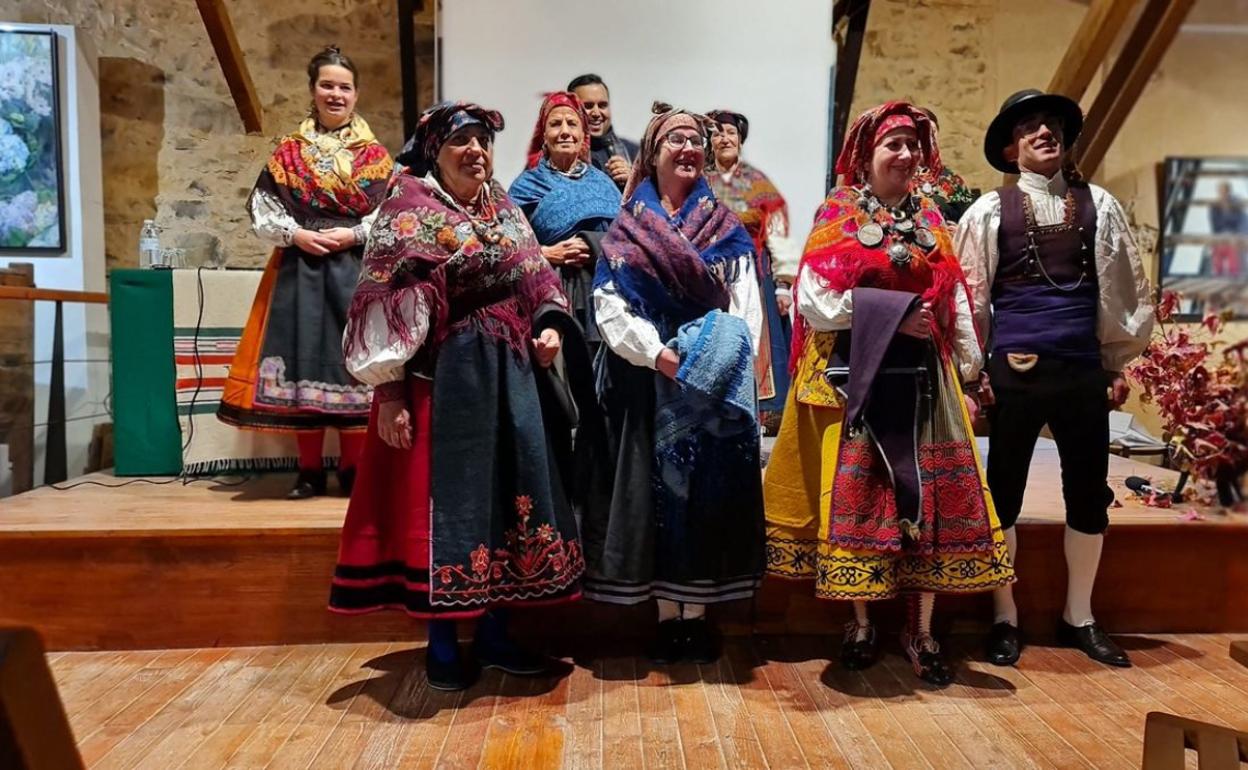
left=248, top=114, right=392, bottom=227
left=594, top=176, right=753, bottom=336
left=345, top=173, right=567, bottom=362
left=508, top=160, right=621, bottom=245
left=792, top=186, right=973, bottom=369
left=708, top=161, right=788, bottom=269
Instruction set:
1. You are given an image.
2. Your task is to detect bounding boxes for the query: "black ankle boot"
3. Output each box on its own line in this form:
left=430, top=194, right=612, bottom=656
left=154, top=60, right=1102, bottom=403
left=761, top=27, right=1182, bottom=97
left=425, top=645, right=478, bottom=691
left=681, top=618, right=720, bottom=664
left=287, top=469, right=326, bottom=500
left=645, top=619, right=685, bottom=665
left=336, top=466, right=356, bottom=496
left=473, top=611, right=549, bottom=676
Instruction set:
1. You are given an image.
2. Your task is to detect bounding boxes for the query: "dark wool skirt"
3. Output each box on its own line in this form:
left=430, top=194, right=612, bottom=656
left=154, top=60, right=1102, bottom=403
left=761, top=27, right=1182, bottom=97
left=330, top=327, right=586, bottom=619
left=218, top=246, right=371, bottom=432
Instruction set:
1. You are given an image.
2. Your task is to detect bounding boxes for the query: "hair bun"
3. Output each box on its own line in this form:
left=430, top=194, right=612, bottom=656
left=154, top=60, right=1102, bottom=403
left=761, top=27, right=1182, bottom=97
left=651, top=101, right=673, bottom=115
left=325, top=44, right=341, bottom=55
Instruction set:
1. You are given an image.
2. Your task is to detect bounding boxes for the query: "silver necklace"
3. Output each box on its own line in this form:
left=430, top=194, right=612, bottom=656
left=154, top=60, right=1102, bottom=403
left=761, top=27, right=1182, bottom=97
left=854, top=185, right=936, bottom=266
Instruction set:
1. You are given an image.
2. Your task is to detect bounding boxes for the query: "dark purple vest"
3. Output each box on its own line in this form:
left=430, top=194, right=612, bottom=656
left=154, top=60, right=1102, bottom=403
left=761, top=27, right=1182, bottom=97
left=991, top=183, right=1100, bottom=364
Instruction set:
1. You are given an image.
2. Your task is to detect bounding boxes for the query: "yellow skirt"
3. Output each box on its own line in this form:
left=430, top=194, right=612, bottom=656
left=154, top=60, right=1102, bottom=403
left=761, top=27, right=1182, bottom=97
left=763, top=332, right=1014, bottom=601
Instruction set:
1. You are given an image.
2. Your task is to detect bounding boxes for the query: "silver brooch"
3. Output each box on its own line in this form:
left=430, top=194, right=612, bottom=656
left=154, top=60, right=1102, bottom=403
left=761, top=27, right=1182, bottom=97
left=914, top=227, right=936, bottom=250
left=857, top=222, right=884, bottom=248
left=888, top=242, right=912, bottom=266
left=894, top=217, right=915, bottom=233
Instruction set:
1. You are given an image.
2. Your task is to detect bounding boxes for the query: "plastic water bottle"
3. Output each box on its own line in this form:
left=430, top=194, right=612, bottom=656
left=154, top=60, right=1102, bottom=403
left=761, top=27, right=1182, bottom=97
left=139, top=220, right=161, bottom=268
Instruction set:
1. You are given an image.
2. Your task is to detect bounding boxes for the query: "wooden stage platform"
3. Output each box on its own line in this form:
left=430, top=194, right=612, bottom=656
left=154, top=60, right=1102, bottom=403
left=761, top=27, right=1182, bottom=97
left=2, top=440, right=1246, bottom=651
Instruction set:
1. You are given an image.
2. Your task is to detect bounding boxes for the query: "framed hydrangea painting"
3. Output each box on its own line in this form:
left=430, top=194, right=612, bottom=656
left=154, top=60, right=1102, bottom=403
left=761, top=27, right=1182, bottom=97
left=0, top=29, right=64, bottom=251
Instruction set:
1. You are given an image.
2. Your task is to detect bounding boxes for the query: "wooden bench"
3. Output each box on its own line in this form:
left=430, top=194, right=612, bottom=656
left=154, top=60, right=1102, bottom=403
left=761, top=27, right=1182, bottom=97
left=1232, top=640, right=1248, bottom=669
left=1143, top=712, right=1248, bottom=769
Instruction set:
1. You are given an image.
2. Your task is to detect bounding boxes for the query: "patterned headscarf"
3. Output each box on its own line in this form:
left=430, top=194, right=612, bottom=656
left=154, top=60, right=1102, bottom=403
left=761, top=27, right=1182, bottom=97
left=525, top=91, right=592, bottom=170
left=396, top=100, right=505, bottom=177
left=622, top=102, right=717, bottom=200
left=835, top=101, right=940, bottom=187
left=707, top=109, right=749, bottom=143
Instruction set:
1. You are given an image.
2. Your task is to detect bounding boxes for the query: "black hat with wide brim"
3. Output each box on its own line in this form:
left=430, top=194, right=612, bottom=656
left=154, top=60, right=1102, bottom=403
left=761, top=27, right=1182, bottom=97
left=983, top=89, right=1084, bottom=173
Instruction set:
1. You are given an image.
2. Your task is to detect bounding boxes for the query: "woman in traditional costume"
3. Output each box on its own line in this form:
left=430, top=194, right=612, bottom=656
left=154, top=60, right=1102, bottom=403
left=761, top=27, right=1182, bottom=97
left=762, top=101, right=1014, bottom=686
left=218, top=47, right=392, bottom=499
left=911, top=108, right=976, bottom=225
left=329, top=102, right=599, bottom=691
left=509, top=92, right=621, bottom=352
left=706, top=109, right=801, bottom=434
left=583, top=103, right=764, bottom=665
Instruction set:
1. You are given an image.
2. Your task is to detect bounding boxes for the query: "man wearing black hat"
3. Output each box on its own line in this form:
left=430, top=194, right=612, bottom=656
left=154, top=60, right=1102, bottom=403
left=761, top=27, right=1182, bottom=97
left=954, top=90, right=1154, bottom=668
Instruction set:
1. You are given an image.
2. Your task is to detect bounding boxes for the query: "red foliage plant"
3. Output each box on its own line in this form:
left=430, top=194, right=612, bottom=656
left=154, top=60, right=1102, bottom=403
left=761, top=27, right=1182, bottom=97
left=1127, top=291, right=1247, bottom=483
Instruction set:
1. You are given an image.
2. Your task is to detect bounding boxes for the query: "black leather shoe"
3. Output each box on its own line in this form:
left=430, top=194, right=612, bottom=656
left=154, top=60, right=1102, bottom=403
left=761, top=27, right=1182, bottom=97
left=645, top=619, right=685, bottom=665
left=840, top=622, right=879, bottom=671
left=425, top=646, right=478, bottom=691
left=286, top=469, right=326, bottom=500
left=474, top=639, right=550, bottom=676
left=906, top=638, right=954, bottom=687
left=337, top=466, right=356, bottom=497
left=1056, top=619, right=1132, bottom=668
left=986, top=622, right=1023, bottom=666
left=682, top=618, right=720, bottom=664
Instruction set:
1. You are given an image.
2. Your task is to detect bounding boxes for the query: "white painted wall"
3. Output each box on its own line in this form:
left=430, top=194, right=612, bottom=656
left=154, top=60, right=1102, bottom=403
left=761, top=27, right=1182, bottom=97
left=0, top=24, right=108, bottom=486
left=438, top=0, right=835, bottom=248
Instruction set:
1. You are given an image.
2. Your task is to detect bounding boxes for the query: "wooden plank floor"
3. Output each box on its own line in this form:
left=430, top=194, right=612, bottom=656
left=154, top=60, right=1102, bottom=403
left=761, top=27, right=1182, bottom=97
left=50, top=634, right=1248, bottom=769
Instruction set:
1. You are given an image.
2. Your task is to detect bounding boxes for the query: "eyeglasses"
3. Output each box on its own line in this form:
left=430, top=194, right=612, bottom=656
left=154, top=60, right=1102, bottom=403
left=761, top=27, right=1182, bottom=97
left=662, top=132, right=706, bottom=150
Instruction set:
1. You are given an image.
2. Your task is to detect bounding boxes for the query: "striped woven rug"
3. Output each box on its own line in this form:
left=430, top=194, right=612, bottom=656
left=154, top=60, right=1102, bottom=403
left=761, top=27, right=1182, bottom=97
left=172, top=268, right=340, bottom=476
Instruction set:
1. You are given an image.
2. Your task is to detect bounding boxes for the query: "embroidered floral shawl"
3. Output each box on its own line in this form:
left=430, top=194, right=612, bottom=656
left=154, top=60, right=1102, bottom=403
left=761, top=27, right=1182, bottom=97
left=345, top=174, right=567, bottom=361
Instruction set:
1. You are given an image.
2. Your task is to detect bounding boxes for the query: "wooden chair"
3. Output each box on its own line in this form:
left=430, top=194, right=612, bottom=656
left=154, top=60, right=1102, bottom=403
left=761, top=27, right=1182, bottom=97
left=1143, top=712, right=1248, bottom=770
left=0, top=627, right=84, bottom=770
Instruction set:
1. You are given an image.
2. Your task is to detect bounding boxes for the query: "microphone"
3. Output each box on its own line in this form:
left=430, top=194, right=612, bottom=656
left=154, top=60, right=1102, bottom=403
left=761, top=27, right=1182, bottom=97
left=1124, top=476, right=1167, bottom=496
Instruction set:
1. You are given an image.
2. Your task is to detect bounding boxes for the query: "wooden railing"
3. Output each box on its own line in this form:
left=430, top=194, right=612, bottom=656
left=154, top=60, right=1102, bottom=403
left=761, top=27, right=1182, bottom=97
left=0, top=282, right=109, bottom=487
left=0, top=286, right=108, bottom=305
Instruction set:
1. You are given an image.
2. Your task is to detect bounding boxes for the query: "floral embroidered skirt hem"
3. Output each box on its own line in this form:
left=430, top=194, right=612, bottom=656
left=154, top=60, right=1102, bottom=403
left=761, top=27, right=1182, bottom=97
left=218, top=246, right=372, bottom=433
left=329, top=330, right=584, bottom=619
left=762, top=376, right=1015, bottom=601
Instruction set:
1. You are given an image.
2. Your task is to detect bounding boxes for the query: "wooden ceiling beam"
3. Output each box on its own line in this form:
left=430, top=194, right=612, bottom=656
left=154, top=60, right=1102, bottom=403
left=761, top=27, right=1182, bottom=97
left=829, top=0, right=871, bottom=191
left=195, top=0, right=264, bottom=135
left=1075, top=0, right=1197, bottom=177
left=1047, top=0, right=1140, bottom=101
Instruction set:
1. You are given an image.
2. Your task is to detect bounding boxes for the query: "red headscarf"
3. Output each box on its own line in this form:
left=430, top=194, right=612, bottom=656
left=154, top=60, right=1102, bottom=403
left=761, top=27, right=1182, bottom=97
left=835, top=101, right=941, bottom=186
left=525, top=91, right=592, bottom=169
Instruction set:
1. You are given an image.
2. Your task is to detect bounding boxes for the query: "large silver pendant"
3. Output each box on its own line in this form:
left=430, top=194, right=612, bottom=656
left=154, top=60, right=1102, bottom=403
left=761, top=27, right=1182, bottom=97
left=888, top=241, right=912, bottom=266
left=914, top=227, right=936, bottom=250
left=857, top=222, right=884, bottom=248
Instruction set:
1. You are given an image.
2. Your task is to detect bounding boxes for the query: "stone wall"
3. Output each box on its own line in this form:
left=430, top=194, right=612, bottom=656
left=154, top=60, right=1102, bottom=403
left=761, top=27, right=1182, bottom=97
left=849, top=0, right=1247, bottom=434
left=8, top=0, right=434, bottom=269
left=850, top=0, right=1248, bottom=244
